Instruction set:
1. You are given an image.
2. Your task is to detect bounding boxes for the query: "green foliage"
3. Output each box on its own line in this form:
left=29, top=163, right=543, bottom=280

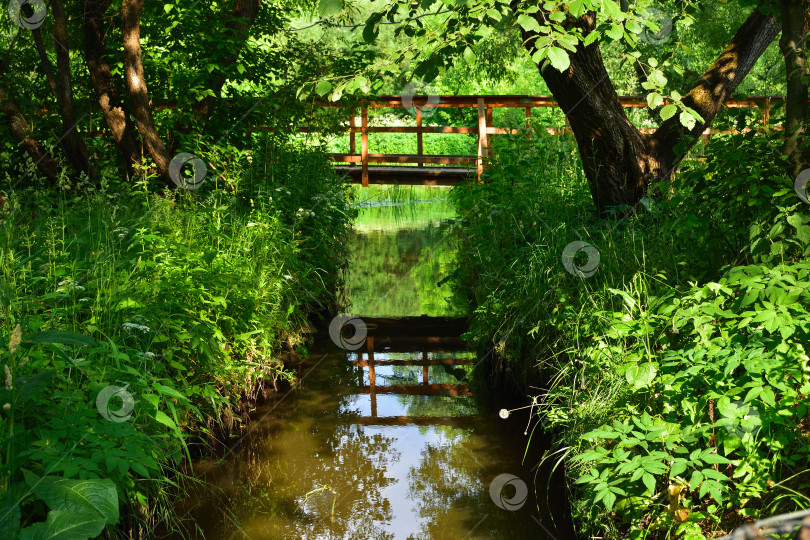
left=0, top=143, right=352, bottom=537
left=18, top=472, right=119, bottom=540
left=450, top=131, right=810, bottom=538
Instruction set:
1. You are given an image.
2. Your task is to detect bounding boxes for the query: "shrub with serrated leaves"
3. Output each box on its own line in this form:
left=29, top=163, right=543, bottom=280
left=451, top=130, right=810, bottom=539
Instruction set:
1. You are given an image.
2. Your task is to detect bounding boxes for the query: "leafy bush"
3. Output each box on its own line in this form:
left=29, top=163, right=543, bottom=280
left=0, top=143, right=353, bottom=538
left=450, top=130, right=810, bottom=538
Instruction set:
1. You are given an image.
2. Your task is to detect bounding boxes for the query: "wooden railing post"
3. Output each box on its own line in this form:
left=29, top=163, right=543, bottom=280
left=764, top=97, right=771, bottom=130
left=416, top=107, right=423, bottom=168
left=349, top=113, right=356, bottom=155
left=422, top=351, right=429, bottom=385
left=361, top=106, right=369, bottom=187
left=477, top=98, right=487, bottom=182
left=486, top=106, right=493, bottom=158
left=368, top=336, right=376, bottom=418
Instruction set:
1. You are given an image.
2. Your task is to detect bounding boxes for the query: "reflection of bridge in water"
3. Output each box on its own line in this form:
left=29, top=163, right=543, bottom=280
left=348, top=316, right=477, bottom=428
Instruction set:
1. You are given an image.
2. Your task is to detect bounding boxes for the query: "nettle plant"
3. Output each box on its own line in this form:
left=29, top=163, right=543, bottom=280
left=573, top=263, right=810, bottom=538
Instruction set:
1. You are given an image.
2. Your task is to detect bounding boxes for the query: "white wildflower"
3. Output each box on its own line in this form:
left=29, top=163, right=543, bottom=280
left=122, top=322, right=151, bottom=333
left=499, top=409, right=510, bottom=419
left=4, top=365, right=11, bottom=390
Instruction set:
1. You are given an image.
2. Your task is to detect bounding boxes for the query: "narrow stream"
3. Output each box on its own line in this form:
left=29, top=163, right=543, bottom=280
left=169, top=199, right=571, bottom=539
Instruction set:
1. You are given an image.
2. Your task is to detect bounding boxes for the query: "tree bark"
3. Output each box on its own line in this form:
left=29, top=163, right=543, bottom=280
left=22, top=0, right=96, bottom=179
left=651, top=10, right=781, bottom=175
left=780, top=0, right=810, bottom=178
left=51, top=0, right=97, bottom=179
left=121, top=0, right=172, bottom=186
left=82, top=0, right=142, bottom=179
left=521, top=7, right=781, bottom=215
left=0, top=87, right=60, bottom=184
left=25, top=13, right=58, bottom=96
left=0, top=33, right=60, bottom=184
left=191, top=0, right=261, bottom=123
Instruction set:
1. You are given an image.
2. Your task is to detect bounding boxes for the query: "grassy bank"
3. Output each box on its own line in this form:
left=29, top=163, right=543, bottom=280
left=0, top=142, right=354, bottom=538
left=450, top=131, right=810, bottom=538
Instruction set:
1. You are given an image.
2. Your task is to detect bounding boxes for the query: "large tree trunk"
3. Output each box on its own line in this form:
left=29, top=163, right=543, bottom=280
left=780, top=0, right=810, bottom=178
left=121, top=0, right=173, bottom=186
left=82, top=0, right=142, bottom=179
left=521, top=8, right=780, bottom=215
left=191, top=0, right=261, bottom=123
left=651, top=10, right=781, bottom=175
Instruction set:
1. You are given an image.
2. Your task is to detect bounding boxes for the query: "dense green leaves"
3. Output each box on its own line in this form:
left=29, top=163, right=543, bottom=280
left=451, top=130, right=810, bottom=538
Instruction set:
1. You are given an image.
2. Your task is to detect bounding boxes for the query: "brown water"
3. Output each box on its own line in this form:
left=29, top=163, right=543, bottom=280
left=167, top=201, right=572, bottom=539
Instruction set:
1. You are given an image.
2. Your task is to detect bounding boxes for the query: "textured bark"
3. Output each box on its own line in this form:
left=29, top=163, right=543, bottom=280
left=23, top=5, right=58, bottom=97
left=122, top=0, right=172, bottom=185
left=780, top=0, right=810, bottom=178
left=520, top=7, right=781, bottom=214
left=651, top=10, right=781, bottom=175
left=82, top=0, right=142, bottom=178
left=0, top=33, right=60, bottom=186
left=191, top=0, right=261, bottom=122
left=51, top=0, right=97, bottom=179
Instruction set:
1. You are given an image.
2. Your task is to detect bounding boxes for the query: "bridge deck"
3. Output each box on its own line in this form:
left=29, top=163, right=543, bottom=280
left=336, top=165, right=474, bottom=186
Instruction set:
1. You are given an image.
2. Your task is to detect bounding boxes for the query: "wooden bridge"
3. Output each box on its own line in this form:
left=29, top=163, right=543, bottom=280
left=315, top=95, right=778, bottom=187
left=345, top=316, right=477, bottom=427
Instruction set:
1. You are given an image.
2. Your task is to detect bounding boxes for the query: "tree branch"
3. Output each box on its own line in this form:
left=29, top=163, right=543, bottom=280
left=82, top=0, right=142, bottom=179
left=192, top=0, right=262, bottom=123
left=51, top=0, right=97, bottom=179
left=652, top=9, right=781, bottom=165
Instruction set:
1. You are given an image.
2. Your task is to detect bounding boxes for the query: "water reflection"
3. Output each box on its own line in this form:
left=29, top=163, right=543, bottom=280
left=344, top=202, right=464, bottom=318
left=166, top=199, right=570, bottom=539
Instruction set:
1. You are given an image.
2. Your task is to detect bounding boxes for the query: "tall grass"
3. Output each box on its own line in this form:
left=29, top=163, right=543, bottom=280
left=0, top=142, right=354, bottom=537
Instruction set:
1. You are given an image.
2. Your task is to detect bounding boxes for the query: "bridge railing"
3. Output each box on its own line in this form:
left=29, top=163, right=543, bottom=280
left=319, top=95, right=779, bottom=186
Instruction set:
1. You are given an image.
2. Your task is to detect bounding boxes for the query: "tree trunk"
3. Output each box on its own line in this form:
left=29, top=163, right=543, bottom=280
left=651, top=10, right=781, bottom=174
left=121, top=0, right=172, bottom=186
left=521, top=8, right=780, bottom=215
left=26, top=14, right=58, bottom=96
left=780, top=0, right=810, bottom=178
left=51, top=0, right=97, bottom=180
left=82, top=0, right=142, bottom=179
left=1, top=86, right=60, bottom=184
left=22, top=0, right=96, bottom=179
left=191, top=0, right=261, bottom=123
left=0, top=32, right=60, bottom=185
